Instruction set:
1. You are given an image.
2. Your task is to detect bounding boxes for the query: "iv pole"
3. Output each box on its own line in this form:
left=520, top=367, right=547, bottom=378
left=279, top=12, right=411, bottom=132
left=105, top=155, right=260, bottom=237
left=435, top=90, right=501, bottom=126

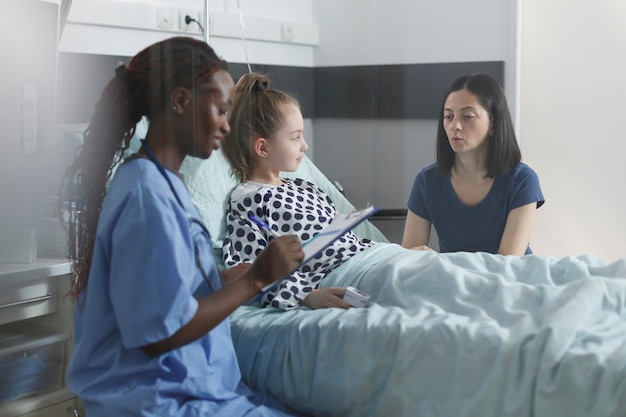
left=203, top=0, right=210, bottom=44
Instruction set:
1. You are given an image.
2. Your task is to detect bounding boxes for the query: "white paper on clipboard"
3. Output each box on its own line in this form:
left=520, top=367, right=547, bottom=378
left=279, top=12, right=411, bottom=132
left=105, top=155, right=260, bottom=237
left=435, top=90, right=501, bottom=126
left=256, top=205, right=380, bottom=297
left=300, top=205, right=379, bottom=264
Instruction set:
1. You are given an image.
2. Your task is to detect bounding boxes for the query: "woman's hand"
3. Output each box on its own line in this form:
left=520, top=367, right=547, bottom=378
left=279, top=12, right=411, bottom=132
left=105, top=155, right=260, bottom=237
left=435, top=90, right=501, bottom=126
left=302, top=287, right=352, bottom=309
left=248, top=235, right=304, bottom=292
left=410, top=245, right=433, bottom=251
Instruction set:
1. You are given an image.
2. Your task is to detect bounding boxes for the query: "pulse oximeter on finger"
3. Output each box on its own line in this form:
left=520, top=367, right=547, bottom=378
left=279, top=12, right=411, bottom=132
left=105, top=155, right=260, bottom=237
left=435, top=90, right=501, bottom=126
left=343, top=286, right=370, bottom=307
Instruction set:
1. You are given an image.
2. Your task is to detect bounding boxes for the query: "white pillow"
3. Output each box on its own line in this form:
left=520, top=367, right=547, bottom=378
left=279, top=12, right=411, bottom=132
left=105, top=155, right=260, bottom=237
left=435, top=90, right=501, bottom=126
left=180, top=149, right=238, bottom=249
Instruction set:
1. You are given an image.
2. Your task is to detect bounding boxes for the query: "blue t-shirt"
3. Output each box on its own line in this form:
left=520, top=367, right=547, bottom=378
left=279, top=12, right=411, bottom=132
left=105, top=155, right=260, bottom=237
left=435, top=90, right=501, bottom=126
left=407, top=162, right=544, bottom=254
left=65, top=158, right=299, bottom=417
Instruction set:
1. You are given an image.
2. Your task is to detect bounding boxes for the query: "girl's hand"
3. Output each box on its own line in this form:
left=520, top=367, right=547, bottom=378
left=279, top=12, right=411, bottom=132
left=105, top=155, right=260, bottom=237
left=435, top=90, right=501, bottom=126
left=302, top=287, right=352, bottom=309
left=410, top=245, right=432, bottom=251
left=249, top=235, right=304, bottom=292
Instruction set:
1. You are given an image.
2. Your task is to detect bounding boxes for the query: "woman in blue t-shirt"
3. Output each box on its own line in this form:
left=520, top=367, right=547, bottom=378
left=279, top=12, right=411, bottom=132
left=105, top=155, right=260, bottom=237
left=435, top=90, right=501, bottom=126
left=402, top=73, right=544, bottom=255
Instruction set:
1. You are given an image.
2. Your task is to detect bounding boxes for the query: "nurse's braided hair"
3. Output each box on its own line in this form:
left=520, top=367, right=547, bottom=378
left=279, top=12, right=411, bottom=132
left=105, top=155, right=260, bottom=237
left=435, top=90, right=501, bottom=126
left=222, top=72, right=299, bottom=182
left=61, top=37, right=226, bottom=303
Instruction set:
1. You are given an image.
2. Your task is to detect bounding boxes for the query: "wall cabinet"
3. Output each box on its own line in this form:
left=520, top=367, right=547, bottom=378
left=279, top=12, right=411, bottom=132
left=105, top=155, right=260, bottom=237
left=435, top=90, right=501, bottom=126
left=0, top=259, right=82, bottom=417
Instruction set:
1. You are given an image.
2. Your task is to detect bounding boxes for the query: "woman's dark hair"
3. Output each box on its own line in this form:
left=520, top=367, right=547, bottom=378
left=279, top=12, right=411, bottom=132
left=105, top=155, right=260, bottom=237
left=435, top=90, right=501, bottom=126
left=436, top=73, right=521, bottom=177
left=222, top=72, right=300, bottom=182
left=61, top=37, right=227, bottom=303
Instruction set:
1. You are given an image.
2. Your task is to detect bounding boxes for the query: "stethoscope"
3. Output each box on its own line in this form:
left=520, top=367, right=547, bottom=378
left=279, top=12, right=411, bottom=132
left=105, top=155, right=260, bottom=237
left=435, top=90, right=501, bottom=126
left=140, top=140, right=221, bottom=293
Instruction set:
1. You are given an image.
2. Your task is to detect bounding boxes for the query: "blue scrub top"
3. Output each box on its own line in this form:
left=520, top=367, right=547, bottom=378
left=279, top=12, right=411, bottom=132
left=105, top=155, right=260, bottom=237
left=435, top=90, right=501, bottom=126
left=65, top=158, right=299, bottom=417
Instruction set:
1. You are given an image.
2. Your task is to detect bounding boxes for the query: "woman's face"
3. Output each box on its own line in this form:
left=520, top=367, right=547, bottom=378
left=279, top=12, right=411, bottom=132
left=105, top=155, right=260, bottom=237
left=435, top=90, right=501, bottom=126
left=185, top=69, right=235, bottom=159
left=442, top=88, right=492, bottom=154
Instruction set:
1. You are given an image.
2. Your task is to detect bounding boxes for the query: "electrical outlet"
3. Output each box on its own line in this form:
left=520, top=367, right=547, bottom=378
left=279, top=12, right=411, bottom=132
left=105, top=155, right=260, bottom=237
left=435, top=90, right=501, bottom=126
left=281, top=22, right=294, bottom=42
left=179, top=9, right=202, bottom=33
left=156, top=7, right=175, bottom=30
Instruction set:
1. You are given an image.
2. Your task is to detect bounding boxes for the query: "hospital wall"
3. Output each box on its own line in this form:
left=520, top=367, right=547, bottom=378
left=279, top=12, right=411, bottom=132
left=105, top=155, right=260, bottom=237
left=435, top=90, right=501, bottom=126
left=57, top=0, right=319, bottom=159
left=1, top=0, right=320, bottom=260
left=0, top=0, right=62, bottom=261
left=3, top=0, right=622, bottom=263
left=311, top=0, right=625, bottom=262
left=0, top=0, right=513, bottom=258
left=56, top=0, right=510, bottom=235
left=57, top=0, right=318, bottom=138
left=310, top=0, right=512, bottom=211
left=519, top=0, right=626, bottom=262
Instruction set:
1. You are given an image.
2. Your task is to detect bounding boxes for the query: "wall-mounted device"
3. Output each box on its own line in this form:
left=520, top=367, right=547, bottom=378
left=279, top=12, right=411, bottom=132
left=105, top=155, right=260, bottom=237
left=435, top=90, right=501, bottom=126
left=21, top=83, right=38, bottom=154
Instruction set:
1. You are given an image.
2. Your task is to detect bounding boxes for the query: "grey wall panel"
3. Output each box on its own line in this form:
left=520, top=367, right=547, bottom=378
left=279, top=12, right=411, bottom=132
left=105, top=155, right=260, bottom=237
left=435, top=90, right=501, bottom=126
left=56, top=54, right=502, bottom=247
left=312, top=119, right=438, bottom=209
left=229, top=64, right=315, bottom=119
left=56, top=55, right=316, bottom=123
left=314, top=61, right=504, bottom=119
left=58, top=53, right=503, bottom=123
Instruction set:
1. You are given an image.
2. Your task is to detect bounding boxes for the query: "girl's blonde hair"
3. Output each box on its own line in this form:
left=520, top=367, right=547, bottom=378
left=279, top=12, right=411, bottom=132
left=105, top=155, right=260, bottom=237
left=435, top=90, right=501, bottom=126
left=223, top=72, right=300, bottom=182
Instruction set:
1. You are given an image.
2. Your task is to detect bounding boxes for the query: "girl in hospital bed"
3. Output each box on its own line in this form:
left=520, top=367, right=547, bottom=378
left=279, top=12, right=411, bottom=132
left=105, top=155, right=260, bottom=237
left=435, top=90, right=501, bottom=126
left=402, top=73, right=544, bottom=256
left=61, top=37, right=309, bottom=417
left=222, top=72, right=379, bottom=311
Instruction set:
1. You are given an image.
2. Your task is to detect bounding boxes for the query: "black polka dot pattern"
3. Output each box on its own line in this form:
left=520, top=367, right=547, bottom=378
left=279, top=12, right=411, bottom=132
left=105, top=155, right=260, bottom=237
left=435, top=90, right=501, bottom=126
left=223, top=178, right=374, bottom=310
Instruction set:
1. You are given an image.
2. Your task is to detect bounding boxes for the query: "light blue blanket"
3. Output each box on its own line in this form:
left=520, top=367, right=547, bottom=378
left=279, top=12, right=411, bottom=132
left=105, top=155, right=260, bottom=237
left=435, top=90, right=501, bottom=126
left=231, top=243, right=626, bottom=417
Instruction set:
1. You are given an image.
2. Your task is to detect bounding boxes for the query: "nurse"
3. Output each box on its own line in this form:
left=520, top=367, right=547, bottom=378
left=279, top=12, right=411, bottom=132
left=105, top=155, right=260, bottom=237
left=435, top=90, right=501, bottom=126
left=61, top=37, right=307, bottom=416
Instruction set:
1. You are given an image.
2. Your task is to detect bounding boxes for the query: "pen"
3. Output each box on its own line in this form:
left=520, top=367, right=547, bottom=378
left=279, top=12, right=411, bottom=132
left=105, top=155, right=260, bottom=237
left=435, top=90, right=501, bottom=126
left=249, top=214, right=282, bottom=238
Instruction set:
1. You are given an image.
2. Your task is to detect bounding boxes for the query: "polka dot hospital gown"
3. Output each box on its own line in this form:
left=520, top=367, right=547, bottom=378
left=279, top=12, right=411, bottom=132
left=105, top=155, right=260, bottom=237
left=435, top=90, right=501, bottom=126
left=223, top=178, right=375, bottom=310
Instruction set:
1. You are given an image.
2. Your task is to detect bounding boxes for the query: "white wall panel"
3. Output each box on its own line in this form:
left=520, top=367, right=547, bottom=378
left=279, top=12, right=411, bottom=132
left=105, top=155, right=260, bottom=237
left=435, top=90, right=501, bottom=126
left=520, top=0, right=626, bottom=261
left=313, top=0, right=509, bottom=67
left=60, top=0, right=317, bottom=66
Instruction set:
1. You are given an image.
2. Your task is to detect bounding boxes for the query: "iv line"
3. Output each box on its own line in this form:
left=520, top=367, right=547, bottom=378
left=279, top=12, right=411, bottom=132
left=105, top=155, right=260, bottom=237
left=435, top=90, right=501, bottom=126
left=237, top=0, right=252, bottom=73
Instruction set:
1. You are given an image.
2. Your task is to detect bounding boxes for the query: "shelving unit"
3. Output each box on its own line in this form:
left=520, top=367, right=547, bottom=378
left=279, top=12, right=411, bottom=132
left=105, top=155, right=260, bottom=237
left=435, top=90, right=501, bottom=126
left=0, top=259, right=81, bottom=417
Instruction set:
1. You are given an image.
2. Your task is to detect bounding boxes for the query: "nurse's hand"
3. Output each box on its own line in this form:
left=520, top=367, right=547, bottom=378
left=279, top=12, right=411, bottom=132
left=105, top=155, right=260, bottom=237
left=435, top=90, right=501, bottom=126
left=249, top=235, right=304, bottom=292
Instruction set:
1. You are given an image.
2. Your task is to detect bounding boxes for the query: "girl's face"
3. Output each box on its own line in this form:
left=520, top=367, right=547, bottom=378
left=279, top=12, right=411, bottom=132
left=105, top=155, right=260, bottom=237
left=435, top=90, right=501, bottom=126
left=442, top=89, right=492, bottom=155
left=266, top=103, right=308, bottom=172
left=185, top=69, right=235, bottom=159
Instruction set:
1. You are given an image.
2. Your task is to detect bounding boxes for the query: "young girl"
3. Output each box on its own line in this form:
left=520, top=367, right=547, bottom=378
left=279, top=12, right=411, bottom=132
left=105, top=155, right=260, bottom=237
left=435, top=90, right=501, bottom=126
left=221, top=73, right=377, bottom=310
left=402, top=73, right=544, bottom=255
left=61, top=38, right=307, bottom=417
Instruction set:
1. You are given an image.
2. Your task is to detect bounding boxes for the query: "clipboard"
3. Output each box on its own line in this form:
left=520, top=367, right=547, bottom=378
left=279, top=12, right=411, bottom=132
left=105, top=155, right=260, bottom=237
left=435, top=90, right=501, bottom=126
left=255, top=205, right=379, bottom=299
left=300, top=205, right=379, bottom=264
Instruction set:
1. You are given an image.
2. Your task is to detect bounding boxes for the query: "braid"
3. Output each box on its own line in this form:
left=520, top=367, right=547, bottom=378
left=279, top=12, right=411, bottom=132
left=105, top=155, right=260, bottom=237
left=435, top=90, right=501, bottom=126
left=62, top=68, right=138, bottom=303
left=61, top=37, right=227, bottom=304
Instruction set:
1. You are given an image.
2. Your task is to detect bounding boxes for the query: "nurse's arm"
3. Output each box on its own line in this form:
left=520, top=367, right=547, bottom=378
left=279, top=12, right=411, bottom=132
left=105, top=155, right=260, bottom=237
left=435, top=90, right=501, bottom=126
left=220, top=263, right=252, bottom=284
left=141, top=276, right=262, bottom=356
left=401, top=210, right=431, bottom=250
left=498, top=202, right=537, bottom=256
left=141, top=235, right=303, bottom=356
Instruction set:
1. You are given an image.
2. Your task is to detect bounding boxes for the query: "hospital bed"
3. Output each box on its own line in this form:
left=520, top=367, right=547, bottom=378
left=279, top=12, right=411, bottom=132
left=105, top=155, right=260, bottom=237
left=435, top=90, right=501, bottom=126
left=180, top=145, right=626, bottom=417
left=59, top=122, right=626, bottom=417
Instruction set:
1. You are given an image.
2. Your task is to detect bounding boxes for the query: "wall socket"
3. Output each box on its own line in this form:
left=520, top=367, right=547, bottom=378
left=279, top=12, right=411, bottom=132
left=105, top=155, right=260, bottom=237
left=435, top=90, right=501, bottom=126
left=156, top=7, right=201, bottom=33
left=281, top=22, right=294, bottom=42
left=156, top=7, right=176, bottom=30
left=179, top=9, right=203, bottom=33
